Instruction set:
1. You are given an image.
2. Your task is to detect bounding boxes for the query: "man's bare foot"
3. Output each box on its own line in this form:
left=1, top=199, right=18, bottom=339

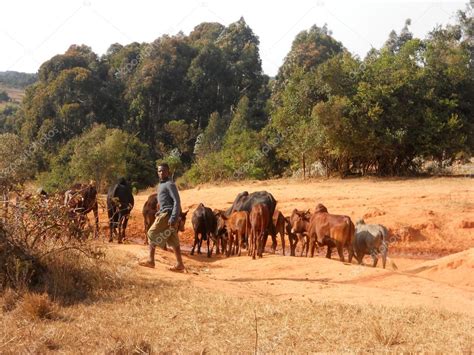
left=168, top=264, right=185, bottom=273
left=138, top=260, right=155, bottom=268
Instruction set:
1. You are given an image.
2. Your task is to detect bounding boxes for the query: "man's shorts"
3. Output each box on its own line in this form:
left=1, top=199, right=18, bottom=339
left=147, top=211, right=180, bottom=249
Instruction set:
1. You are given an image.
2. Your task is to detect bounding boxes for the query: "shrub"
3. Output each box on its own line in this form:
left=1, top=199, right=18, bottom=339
left=0, top=190, right=109, bottom=304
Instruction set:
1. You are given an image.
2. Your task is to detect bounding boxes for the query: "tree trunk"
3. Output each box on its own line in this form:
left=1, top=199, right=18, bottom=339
left=302, top=153, right=306, bottom=180
left=2, top=188, right=9, bottom=223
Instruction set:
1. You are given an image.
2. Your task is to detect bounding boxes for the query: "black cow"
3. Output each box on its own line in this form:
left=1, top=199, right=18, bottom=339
left=107, top=178, right=134, bottom=243
left=191, top=203, right=220, bottom=258
left=226, top=191, right=277, bottom=252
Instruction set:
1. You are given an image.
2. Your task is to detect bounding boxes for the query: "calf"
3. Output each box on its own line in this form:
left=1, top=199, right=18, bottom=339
left=191, top=203, right=219, bottom=257
left=142, top=193, right=159, bottom=245
left=271, top=210, right=286, bottom=255
left=289, top=209, right=312, bottom=257
left=307, top=204, right=354, bottom=262
left=249, top=203, right=270, bottom=259
left=218, top=211, right=249, bottom=257
left=354, top=219, right=388, bottom=268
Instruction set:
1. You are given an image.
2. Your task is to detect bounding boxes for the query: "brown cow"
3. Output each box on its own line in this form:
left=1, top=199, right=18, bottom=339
left=271, top=210, right=286, bottom=255
left=64, top=182, right=99, bottom=238
left=249, top=203, right=270, bottom=259
left=307, top=204, right=354, bottom=262
left=288, top=209, right=312, bottom=257
left=142, top=193, right=159, bottom=245
left=218, top=211, right=249, bottom=257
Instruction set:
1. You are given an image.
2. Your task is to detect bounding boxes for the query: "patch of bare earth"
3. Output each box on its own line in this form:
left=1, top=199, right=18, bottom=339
left=2, top=178, right=473, bottom=352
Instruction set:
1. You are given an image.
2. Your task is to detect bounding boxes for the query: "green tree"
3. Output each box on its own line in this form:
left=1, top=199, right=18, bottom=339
left=41, top=125, right=155, bottom=192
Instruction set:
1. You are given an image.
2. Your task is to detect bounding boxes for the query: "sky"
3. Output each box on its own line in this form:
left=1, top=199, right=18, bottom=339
left=0, top=0, right=468, bottom=77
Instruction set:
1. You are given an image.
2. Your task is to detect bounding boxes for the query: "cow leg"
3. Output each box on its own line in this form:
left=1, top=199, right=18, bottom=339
left=118, top=215, right=126, bottom=243
left=122, top=214, right=130, bottom=242
left=298, top=234, right=305, bottom=257
left=270, top=233, right=277, bottom=254
left=190, top=231, right=199, bottom=255
left=259, top=233, right=265, bottom=258
left=336, top=242, right=345, bottom=262
left=93, top=203, right=99, bottom=238
left=326, top=244, right=332, bottom=259
left=309, top=235, right=317, bottom=258
left=248, top=228, right=253, bottom=256
left=109, top=224, right=113, bottom=242
left=226, top=233, right=233, bottom=257
left=236, top=232, right=241, bottom=256
left=370, top=249, right=378, bottom=267
left=289, top=234, right=296, bottom=256
left=207, top=233, right=212, bottom=258
left=280, top=232, right=286, bottom=256
left=347, top=242, right=354, bottom=264
left=221, top=234, right=227, bottom=255
left=252, top=229, right=257, bottom=260
left=214, top=236, right=219, bottom=255
left=117, top=216, right=123, bottom=244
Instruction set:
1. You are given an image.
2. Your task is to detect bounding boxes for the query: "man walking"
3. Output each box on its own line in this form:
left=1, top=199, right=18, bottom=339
left=139, top=163, right=185, bottom=272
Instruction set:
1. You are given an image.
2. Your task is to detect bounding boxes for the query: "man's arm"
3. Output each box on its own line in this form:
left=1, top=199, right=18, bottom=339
left=168, top=182, right=181, bottom=225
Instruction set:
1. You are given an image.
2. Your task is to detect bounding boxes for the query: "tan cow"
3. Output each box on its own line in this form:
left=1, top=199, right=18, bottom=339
left=271, top=209, right=286, bottom=255
left=307, top=204, right=354, bottom=262
left=218, top=211, right=249, bottom=257
left=249, top=203, right=270, bottom=259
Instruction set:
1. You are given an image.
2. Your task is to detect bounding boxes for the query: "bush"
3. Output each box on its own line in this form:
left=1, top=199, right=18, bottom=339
left=19, top=292, right=59, bottom=320
left=0, top=190, right=109, bottom=304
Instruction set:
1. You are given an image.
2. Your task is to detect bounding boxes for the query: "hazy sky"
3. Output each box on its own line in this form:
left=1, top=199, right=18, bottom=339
left=0, top=0, right=467, bottom=76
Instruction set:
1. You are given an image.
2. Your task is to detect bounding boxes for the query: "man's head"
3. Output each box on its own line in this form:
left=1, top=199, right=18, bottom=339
left=157, top=163, right=170, bottom=181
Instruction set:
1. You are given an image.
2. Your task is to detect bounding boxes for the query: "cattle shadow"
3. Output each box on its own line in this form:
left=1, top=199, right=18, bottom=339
left=223, top=277, right=333, bottom=283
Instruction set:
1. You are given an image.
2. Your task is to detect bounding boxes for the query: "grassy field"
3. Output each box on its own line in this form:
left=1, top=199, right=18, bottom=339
left=1, top=248, right=472, bottom=353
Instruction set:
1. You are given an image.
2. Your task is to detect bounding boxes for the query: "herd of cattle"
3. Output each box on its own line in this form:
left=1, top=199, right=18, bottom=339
left=63, top=181, right=390, bottom=268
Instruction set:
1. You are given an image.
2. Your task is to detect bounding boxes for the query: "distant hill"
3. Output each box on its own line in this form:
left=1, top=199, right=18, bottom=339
left=0, top=71, right=37, bottom=89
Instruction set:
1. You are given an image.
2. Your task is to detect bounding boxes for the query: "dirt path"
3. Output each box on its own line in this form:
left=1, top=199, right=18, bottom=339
left=110, top=243, right=474, bottom=317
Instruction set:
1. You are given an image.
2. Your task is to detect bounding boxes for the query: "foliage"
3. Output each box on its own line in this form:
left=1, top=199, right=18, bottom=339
left=0, top=71, right=37, bottom=89
left=268, top=13, right=473, bottom=176
left=0, top=191, right=105, bottom=303
left=40, top=125, right=155, bottom=192
left=0, top=133, right=34, bottom=191
left=0, top=90, right=9, bottom=102
left=7, top=9, right=473, bottom=184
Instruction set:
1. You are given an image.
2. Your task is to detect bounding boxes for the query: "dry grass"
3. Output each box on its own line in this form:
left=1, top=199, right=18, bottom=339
left=1, top=273, right=472, bottom=353
left=18, top=293, right=59, bottom=320
left=1, top=288, right=19, bottom=313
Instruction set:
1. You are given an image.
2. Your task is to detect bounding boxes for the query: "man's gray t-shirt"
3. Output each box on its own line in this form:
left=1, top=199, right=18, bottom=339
left=157, top=179, right=181, bottom=224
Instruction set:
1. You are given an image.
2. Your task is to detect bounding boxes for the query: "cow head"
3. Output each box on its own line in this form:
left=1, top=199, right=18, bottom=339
left=290, top=210, right=311, bottom=234
left=314, top=203, right=328, bottom=213
left=178, top=210, right=189, bottom=232
left=355, top=218, right=366, bottom=226
left=214, top=211, right=228, bottom=237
